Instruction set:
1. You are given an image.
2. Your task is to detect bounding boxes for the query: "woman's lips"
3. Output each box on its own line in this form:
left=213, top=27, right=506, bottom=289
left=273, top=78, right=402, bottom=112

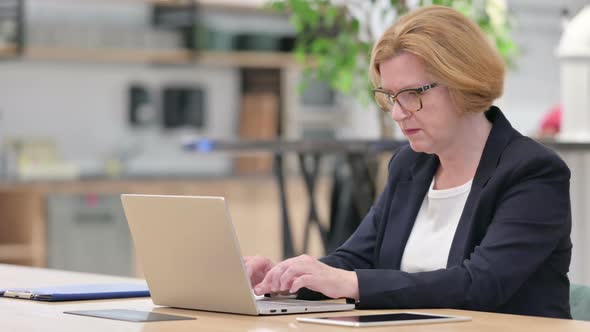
left=404, top=129, right=421, bottom=135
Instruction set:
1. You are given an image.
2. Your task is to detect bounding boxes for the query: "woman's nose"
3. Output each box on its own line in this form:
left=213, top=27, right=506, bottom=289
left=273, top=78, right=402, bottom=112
left=390, top=101, right=411, bottom=122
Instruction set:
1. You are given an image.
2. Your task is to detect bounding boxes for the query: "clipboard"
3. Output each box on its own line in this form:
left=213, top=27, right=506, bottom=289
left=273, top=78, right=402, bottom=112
left=0, top=283, right=150, bottom=301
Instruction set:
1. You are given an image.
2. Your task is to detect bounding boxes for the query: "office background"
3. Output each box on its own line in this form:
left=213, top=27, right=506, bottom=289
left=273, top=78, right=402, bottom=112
left=0, top=0, right=589, bottom=286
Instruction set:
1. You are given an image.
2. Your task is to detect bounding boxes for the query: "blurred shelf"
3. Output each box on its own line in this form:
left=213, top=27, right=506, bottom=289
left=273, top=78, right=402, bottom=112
left=0, top=244, right=33, bottom=261
left=52, top=0, right=272, bottom=11
left=24, top=46, right=196, bottom=64
left=199, top=51, right=297, bottom=68
left=143, top=0, right=194, bottom=5
left=0, top=44, right=18, bottom=57
left=59, top=0, right=194, bottom=7
left=196, top=0, right=272, bottom=12
left=22, top=46, right=298, bottom=68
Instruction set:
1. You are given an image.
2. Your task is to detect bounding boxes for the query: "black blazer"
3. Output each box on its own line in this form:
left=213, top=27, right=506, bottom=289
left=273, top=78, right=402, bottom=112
left=301, top=106, right=572, bottom=319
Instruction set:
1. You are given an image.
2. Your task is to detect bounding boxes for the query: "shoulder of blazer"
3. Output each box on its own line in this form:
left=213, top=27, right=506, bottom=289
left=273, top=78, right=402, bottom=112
left=384, top=106, right=570, bottom=185
left=499, top=135, right=571, bottom=179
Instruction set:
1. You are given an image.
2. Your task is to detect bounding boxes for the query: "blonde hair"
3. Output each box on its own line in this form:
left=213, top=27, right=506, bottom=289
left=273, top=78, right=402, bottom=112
left=370, top=5, right=505, bottom=114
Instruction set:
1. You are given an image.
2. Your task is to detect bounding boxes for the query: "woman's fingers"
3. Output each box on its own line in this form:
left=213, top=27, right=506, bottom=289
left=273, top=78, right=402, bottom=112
left=279, top=265, right=306, bottom=292
left=244, top=256, right=274, bottom=288
left=251, top=255, right=358, bottom=299
left=253, top=255, right=321, bottom=295
left=290, top=274, right=315, bottom=294
left=271, top=264, right=288, bottom=293
left=255, top=265, right=281, bottom=295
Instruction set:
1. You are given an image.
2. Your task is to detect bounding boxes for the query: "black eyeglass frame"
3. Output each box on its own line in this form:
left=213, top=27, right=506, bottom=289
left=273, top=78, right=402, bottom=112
left=372, top=82, right=439, bottom=112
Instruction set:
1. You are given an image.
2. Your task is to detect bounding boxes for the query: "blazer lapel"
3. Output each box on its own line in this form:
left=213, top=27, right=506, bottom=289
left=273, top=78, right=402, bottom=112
left=446, top=183, right=483, bottom=267
left=447, top=106, right=517, bottom=266
left=378, top=153, right=438, bottom=269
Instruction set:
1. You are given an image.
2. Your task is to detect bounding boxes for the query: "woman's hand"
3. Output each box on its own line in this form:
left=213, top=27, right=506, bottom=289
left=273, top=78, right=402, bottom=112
left=253, top=254, right=359, bottom=300
left=243, top=256, right=274, bottom=288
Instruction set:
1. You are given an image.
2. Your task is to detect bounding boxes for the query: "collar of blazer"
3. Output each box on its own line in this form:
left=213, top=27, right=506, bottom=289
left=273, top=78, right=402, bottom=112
left=408, top=106, right=518, bottom=188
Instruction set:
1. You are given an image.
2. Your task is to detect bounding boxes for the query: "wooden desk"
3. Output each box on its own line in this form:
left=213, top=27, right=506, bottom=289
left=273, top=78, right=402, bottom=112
left=2, top=264, right=589, bottom=332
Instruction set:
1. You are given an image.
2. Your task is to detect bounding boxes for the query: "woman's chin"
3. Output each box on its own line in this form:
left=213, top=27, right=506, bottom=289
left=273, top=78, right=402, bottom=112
left=408, top=140, right=433, bottom=154
left=407, top=137, right=420, bottom=149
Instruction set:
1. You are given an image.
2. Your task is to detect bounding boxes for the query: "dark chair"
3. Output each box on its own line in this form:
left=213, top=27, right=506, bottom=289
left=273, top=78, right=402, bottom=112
left=570, top=283, right=590, bottom=321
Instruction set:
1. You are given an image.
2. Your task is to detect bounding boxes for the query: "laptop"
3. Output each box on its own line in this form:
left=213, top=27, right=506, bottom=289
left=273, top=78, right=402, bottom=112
left=121, top=194, right=355, bottom=315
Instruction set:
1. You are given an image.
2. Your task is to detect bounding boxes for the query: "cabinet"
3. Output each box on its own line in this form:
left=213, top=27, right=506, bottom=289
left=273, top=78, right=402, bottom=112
left=46, top=194, right=133, bottom=276
left=0, top=190, right=45, bottom=266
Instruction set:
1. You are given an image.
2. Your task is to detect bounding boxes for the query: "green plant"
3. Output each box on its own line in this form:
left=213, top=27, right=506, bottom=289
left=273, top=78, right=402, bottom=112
left=268, top=0, right=518, bottom=105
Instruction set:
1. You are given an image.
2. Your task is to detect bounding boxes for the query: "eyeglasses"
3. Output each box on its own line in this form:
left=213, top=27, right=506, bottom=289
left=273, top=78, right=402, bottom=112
left=373, top=83, right=439, bottom=113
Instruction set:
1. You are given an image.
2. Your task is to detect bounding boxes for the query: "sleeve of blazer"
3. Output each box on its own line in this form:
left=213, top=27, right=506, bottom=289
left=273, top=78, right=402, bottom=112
left=318, top=152, right=399, bottom=271
left=296, top=152, right=399, bottom=301
left=354, top=151, right=571, bottom=310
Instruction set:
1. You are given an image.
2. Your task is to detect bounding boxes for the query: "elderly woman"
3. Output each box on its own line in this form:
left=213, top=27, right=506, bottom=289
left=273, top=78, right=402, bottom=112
left=247, top=5, right=572, bottom=319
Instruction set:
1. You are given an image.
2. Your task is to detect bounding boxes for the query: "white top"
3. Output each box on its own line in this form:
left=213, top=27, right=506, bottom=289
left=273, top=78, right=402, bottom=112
left=400, top=177, right=473, bottom=273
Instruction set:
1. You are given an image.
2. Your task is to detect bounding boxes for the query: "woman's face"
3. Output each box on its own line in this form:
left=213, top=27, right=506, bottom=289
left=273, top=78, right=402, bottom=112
left=379, top=52, right=461, bottom=155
